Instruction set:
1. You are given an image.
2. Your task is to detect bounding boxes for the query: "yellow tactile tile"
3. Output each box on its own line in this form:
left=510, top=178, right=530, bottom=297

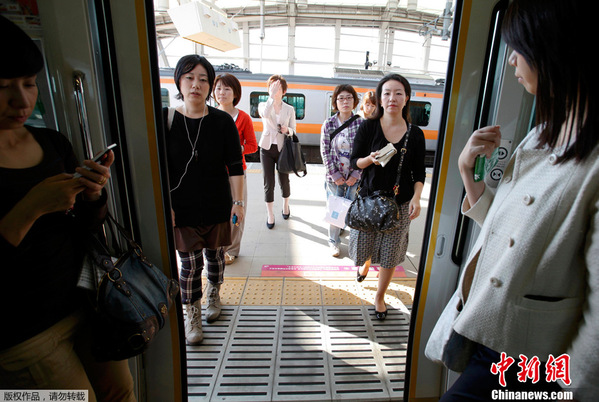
left=282, top=278, right=321, bottom=305
left=320, top=280, right=363, bottom=305
left=220, top=278, right=247, bottom=305
left=242, top=278, right=283, bottom=305
left=206, top=277, right=417, bottom=306
left=390, top=280, right=416, bottom=305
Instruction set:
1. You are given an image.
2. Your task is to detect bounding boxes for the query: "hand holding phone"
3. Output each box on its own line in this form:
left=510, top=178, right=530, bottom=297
left=73, top=144, right=117, bottom=178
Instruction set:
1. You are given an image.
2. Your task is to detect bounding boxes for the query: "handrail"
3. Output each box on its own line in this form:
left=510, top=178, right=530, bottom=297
left=73, top=71, right=94, bottom=159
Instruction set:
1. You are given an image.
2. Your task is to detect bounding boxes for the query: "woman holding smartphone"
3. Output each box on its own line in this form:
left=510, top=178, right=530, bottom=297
left=428, top=1, right=598, bottom=400
left=0, top=15, right=133, bottom=401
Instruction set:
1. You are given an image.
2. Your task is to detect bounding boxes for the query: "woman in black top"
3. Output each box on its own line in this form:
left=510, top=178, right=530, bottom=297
left=166, top=55, right=244, bottom=345
left=349, top=74, right=426, bottom=320
left=0, top=15, right=134, bottom=400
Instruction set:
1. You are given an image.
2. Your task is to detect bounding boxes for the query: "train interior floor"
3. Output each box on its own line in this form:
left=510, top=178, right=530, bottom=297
left=181, top=163, right=432, bottom=401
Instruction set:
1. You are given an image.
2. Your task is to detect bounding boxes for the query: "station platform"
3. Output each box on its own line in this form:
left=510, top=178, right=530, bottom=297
left=186, top=163, right=431, bottom=401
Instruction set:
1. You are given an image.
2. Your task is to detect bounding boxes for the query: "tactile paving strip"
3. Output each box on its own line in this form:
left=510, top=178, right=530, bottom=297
left=186, top=304, right=411, bottom=401
left=213, top=277, right=416, bottom=307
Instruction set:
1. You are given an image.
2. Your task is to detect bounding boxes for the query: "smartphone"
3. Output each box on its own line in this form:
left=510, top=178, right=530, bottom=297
left=73, top=143, right=117, bottom=178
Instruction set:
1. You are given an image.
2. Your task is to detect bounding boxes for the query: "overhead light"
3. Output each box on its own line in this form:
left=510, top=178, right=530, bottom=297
left=168, top=0, right=241, bottom=52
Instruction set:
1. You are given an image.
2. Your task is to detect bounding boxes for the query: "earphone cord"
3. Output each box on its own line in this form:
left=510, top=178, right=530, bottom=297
left=170, top=105, right=205, bottom=192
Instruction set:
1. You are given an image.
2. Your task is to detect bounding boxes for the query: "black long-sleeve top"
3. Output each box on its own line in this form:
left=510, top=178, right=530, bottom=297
left=166, top=106, right=243, bottom=227
left=0, top=127, right=107, bottom=349
left=350, top=119, right=426, bottom=204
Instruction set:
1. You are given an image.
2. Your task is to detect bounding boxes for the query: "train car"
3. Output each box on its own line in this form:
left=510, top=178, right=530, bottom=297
left=159, top=69, right=444, bottom=161
left=4, top=0, right=584, bottom=401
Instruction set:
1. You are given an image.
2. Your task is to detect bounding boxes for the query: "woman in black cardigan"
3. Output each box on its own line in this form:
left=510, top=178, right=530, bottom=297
left=349, top=74, right=426, bottom=320
left=166, top=55, right=244, bottom=345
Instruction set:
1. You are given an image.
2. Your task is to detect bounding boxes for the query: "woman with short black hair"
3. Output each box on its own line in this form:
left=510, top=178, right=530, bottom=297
left=166, top=55, right=244, bottom=344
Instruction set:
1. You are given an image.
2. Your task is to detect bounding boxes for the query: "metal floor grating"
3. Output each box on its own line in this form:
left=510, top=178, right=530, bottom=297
left=186, top=305, right=410, bottom=401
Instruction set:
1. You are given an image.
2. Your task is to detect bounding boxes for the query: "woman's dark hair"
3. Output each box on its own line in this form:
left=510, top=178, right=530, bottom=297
left=174, top=54, right=215, bottom=101
left=214, top=73, right=242, bottom=106
left=331, top=84, right=359, bottom=112
left=0, top=15, right=43, bottom=78
left=372, top=74, right=411, bottom=122
left=502, top=0, right=596, bottom=162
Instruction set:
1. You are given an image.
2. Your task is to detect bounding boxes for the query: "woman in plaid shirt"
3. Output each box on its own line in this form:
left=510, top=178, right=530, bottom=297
left=320, top=84, right=363, bottom=257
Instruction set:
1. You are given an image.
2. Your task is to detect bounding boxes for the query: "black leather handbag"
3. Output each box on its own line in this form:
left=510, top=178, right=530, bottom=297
left=277, top=133, right=307, bottom=177
left=346, top=125, right=411, bottom=233
left=82, top=213, right=179, bottom=361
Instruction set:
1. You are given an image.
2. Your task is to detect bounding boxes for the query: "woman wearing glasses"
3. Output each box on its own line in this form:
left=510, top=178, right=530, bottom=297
left=320, top=85, right=363, bottom=257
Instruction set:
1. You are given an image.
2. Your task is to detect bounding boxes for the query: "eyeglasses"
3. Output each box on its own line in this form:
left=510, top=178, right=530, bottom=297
left=336, top=96, right=354, bottom=102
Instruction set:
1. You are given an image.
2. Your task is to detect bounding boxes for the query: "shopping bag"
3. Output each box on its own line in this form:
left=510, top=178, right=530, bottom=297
left=324, top=194, right=352, bottom=228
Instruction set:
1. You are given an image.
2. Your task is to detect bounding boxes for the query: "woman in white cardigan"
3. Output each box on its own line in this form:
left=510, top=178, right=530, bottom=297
left=428, top=1, right=598, bottom=401
left=258, top=75, right=297, bottom=229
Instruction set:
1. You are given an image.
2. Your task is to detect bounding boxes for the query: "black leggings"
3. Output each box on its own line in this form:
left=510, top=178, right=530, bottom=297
left=260, top=144, right=290, bottom=203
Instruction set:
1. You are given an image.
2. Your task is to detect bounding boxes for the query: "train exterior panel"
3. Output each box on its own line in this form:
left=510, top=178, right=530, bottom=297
left=159, top=69, right=444, bottom=154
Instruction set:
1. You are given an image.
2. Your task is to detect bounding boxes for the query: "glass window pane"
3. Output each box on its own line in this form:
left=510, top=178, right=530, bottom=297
left=410, top=101, right=432, bottom=126
left=249, top=92, right=305, bottom=120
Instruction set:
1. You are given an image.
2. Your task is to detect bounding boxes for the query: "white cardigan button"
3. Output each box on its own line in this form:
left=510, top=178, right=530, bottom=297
left=522, top=194, right=534, bottom=205
left=508, top=237, right=515, bottom=247
left=549, top=154, right=558, bottom=164
left=490, top=277, right=503, bottom=287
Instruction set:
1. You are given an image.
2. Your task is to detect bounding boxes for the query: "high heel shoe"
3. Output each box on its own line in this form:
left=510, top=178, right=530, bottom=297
left=356, top=264, right=369, bottom=282
left=282, top=208, right=290, bottom=220
left=266, top=218, right=275, bottom=229
left=375, top=309, right=388, bottom=320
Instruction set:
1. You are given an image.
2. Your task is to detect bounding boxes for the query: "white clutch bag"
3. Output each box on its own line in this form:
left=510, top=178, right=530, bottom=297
left=376, top=142, right=397, bottom=167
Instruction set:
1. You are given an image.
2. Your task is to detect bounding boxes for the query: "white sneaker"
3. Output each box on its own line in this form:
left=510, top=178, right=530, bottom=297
left=184, top=301, right=203, bottom=345
left=330, top=243, right=340, bottom=257
left=205, top=282, right=222, bottom=323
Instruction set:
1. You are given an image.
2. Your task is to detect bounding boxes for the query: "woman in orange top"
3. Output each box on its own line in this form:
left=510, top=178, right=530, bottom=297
left=214, top=73, right=258, bottom=265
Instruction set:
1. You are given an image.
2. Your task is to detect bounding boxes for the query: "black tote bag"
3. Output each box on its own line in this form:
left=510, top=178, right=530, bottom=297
left=277, top=133, right=307, bottom=177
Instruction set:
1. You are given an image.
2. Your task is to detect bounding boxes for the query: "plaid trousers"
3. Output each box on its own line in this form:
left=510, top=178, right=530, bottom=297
left=178, top=247, right=225, bottom=304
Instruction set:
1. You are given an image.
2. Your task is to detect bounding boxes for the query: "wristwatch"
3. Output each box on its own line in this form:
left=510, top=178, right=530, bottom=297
left=233, top=200, right=245, bottom=207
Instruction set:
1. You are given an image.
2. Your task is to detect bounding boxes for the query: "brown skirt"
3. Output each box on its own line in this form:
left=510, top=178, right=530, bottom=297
left=174, top=221, right=231, bottom=252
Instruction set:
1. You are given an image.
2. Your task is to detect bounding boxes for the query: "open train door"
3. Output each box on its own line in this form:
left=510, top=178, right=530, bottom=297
left=404, top=0, right=536, bottom=400
left=2, top=0, right=185, bottom=400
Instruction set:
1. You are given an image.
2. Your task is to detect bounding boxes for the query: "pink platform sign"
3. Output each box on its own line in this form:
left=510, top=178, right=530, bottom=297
left=261, top=264, right=406, bottom=278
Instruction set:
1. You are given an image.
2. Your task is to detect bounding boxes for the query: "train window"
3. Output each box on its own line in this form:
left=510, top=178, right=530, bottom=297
left=249, top=92, right=305, bottom=120
left=410, top=101, right=431, bottom=127
left=161, top=88, right=170, bottom=107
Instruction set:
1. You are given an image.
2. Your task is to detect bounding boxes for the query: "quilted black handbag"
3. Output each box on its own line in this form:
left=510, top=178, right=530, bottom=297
left=277, top=133, right=307, bottom=177
left=345, top=191, right=401, bottom=233
left=346, top=125, right=411, bottom=233
left=82, top=213, right=180, bottom=361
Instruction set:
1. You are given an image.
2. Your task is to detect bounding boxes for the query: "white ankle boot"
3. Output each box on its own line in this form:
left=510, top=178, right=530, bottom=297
left=184, top=301, right=203, bottom=345
left=205, top=282, right=222, bottom=323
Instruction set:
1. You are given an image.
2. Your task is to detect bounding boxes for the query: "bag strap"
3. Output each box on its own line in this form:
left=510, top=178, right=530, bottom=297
left=356, top=123, right=411, bottom=197
left=392, top=124, right=411, bottom=196
left=329, top=114, right=359, bottom=143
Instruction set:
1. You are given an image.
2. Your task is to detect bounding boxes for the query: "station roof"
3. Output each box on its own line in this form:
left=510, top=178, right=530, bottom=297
left=155, top=0, right=452, bottom=39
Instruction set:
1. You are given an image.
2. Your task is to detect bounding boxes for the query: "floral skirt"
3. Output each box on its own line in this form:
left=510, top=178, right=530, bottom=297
left=349, top=201, right=410, bottom=269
